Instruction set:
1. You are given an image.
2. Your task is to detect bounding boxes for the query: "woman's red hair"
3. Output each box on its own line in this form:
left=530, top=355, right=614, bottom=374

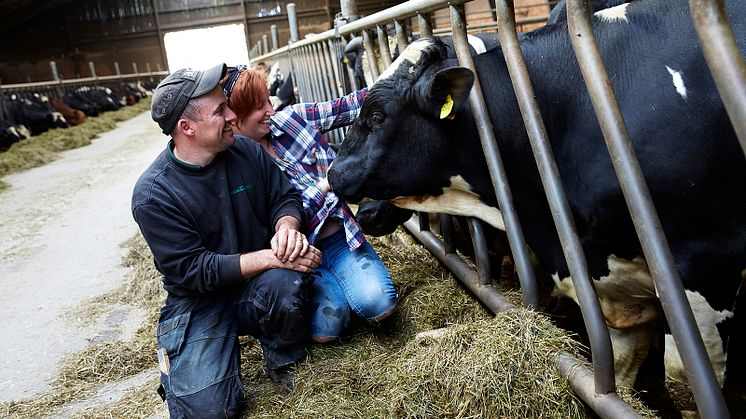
left=229, top=69, right=269, bottom=122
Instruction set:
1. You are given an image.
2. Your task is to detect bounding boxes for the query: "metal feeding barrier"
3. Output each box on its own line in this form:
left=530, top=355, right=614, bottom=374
left=0, top=60, right=167, bottom=96
left=251, top=0, right=745, bottom=417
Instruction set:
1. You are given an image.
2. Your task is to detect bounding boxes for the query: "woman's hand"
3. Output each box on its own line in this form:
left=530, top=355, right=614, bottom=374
left=316, top=177, right=331, bottom=194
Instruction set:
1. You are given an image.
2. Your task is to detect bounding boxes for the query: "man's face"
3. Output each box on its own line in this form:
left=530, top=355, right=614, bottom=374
left=191, top=86, right=237, bottom=153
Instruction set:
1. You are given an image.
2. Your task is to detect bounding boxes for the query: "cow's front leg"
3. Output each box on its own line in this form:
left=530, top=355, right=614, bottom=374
left=608, top=321, right=658, bottom=388
left=663, top=290, right=733, bottom=387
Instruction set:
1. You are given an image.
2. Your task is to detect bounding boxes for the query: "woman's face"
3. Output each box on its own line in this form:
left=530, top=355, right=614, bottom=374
left=234, top=89, right=275, bottom=140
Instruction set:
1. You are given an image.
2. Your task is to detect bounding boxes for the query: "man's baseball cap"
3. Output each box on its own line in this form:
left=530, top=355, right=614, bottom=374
left=151, top=63, right=227, bottom=134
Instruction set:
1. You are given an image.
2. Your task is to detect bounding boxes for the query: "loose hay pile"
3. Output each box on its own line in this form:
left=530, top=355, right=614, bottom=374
left=2, top=229, right=655, bottom=418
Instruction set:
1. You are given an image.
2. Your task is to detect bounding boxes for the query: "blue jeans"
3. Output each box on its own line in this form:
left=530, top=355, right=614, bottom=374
left=156, top=268, right=312, bottom=418
left=310, top=230, right=398, bottom=339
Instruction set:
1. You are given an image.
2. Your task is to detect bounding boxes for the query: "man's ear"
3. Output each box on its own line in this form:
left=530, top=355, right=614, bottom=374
left=175, top=118, right=195, bottom=136
left=422, top=67, right=474, bottom=120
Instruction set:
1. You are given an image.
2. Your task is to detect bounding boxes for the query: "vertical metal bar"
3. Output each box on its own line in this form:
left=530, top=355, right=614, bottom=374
left=294, top=48, right=310, bottom=102
left=271, top=24, right=279, bottom=50
left=263, top=34, right=269, bottom=55
left=287, top=3, right=299, bottom=43
left=151, top=0, right=168, bottom=71
left=50, top=61, right=60, bottom=81
left=239, top=0, right=251, bottom=55
left=690, top=0, right=746, bottom=158
left=340, top=0, right=359, bottom=22
left=566, top=1, right=729, bottom=416
left=362, top=29, right=380, bottom=81
left=440, top=214, right=456, bottom=255
left=494, top=0, right=615, bottom=395
left=418, top=13, right=433, bottom=38
left=467, top=218, right=492, bottom=286
left=449, top=4, right=540, bottom=309
left=376, top=25, right=393, bottom=69
left=132, top=62, right=138, bottom=75
left=304, top=46, right=323, bottom=101
left=395, top=19, right=409, bottom=52
left=113, top=62, right=121, bottom=75
left=313, top=43, right=333, bottom=100
left=418, top=212, right=431, bottom=232
left=327, top=39, right=346, bottom=97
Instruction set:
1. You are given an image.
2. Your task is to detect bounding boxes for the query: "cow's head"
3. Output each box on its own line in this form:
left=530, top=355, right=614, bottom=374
left=329, top=38, right=474, bottom=203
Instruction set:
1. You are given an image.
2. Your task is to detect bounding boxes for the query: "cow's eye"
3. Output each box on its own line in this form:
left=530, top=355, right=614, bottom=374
left=368, top=112, right=385, bottom=127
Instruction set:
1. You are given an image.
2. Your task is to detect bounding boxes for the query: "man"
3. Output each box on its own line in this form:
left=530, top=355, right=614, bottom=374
left=131, top=63, right=321, bottom=418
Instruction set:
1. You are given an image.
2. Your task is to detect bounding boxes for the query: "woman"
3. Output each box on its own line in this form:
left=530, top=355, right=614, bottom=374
left=222, top=66, right=398, bottom=343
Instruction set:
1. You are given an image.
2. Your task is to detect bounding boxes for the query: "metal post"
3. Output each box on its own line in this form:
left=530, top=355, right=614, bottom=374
left=88, top=61, right=97, bottom=80
left=151, top=0, right=168, bottom=72
left=114, top=62, right=121, bottom=75
left=132, top=62, right=139, bottom=75
left=271, top=24, right=279, bottom=50
left=689, top=0, right=746, bottom=158
left=362, top=29, right=380, bottom=81
left=376, top=25, right=393, bottom=69
left=239, top=0, right=251, bottom=55
left=263, top=34, right=269, bottom=55
left=146, top=62, right=153, bottom=81
left=449, top=4, right=540, bottom=309
left=394, top=20, right=409, bottom=52
left=340, top=0, right=359, bottom=22
left=50, top=61, right=60, bottom=81
left=287, top=3, right=299, bottom=43
left=467, top=218, right=492, bottom=286
left=566, top=0, right=729, bottom=416
left=418, top=13, right=433, bottom=38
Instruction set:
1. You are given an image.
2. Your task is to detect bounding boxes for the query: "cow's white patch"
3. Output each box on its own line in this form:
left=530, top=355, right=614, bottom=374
left=467, top=34, right=487, bottom=55
left=663, top=290, right=732, bottom=387
left=389, top=175, right=505, bottom=230
left=553, top=255, right=659, bottom=387
left=594, top=3, right=630, bottom=22
left=553, top=255, right=658, bottom=329
left=374, top=39, right=432, bottom=86
left=666, top=66, right=688, bottom=99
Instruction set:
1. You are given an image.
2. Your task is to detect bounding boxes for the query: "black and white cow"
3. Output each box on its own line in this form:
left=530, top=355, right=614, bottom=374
left=268, top=62, right=297, bottom=112
left=329, top=0, right=746, bottom=390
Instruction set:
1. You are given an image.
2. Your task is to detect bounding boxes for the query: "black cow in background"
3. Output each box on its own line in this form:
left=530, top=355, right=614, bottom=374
left=3, top=93, right=67, bottom=136
left=330, top=0, right=746, bottom=405
left=267, top=62, right=297, bottom=111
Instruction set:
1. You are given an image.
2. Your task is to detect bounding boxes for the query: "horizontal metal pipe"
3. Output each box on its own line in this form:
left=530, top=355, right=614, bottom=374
left=404, top=218, right=516, bottom=313
left=556, top=353, right=643, bottom=419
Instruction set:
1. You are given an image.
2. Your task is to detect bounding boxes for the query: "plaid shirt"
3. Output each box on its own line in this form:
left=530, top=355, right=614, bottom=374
left=261, top=88, right=368, bottom=250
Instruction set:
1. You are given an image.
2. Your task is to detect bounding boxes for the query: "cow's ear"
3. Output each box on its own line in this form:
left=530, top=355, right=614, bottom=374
left=423, top=67, right=474, bottom=119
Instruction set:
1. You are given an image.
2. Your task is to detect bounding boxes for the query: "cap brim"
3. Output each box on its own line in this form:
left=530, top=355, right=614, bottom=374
left=192, top=63, right=227, bottom=98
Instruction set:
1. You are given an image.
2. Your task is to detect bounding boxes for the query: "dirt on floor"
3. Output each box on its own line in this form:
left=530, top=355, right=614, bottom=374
left=0, top=112, right=166, bottom=405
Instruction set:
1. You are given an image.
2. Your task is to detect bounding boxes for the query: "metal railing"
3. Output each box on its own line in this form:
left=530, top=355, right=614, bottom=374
left=0, top=60, right=167, bottom=94
left=249, top=0, right=745, bottom=417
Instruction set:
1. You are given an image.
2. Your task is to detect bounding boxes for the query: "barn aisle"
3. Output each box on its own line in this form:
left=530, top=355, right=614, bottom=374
left=0, top=111, right=165, bottom=403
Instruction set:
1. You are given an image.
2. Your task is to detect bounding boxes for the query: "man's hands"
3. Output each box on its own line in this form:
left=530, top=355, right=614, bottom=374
left=238, top=215, right=321, bottom=278
left=272, top=223, right=310, bottom=263
left=271, top=215, right=321, bottom=271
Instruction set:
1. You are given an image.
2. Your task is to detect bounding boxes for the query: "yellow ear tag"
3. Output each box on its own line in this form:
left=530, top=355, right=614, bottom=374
left=440, top=94, right=454, bottom=120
